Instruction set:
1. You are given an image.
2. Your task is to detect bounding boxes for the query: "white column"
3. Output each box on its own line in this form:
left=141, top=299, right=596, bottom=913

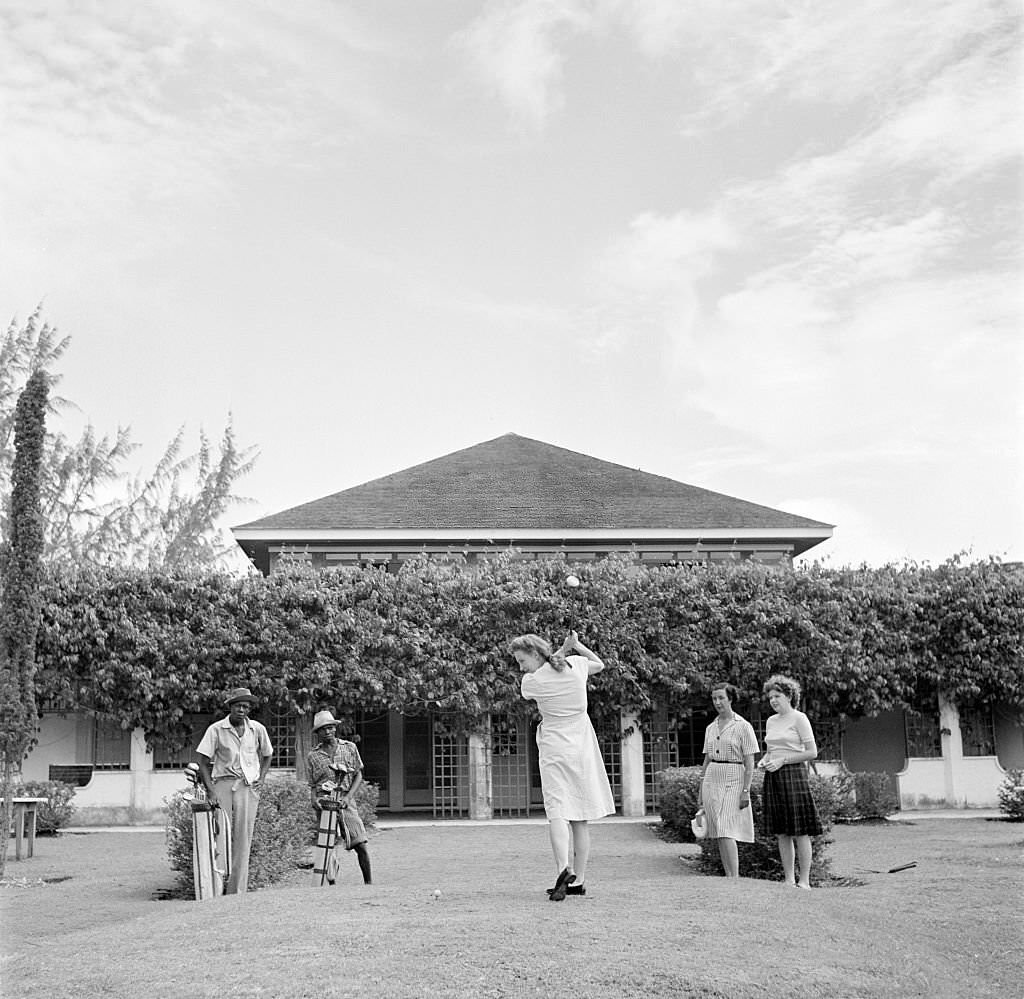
left=468, top=723, right=492, bottom=821
left=938, top=693, right=965, bottom=808
left=619, top=711, right=646, bottom=817
left=129, top=726, right=154, bottom=819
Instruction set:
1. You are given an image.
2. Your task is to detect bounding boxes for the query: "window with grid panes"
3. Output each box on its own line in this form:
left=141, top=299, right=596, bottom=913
left=643, top=709, right=680, bottom=809
left=491, top=713, right=531, bottom=817
left=960, top=707, right=996, bottom=756
left=263, top=707, right=296, bottom=769
left=596, top=721, right=621, bottom=807
left=905, top=710, right=942, bottom=758
left=92, top=717, right=132, bottom=770
left=432, top=719, right=469, bottom=817
left=153, top=714, right=215, bottom=770
left=815, top=716, right=843, bottom=761
left=353, top=712, right=389, bottom=802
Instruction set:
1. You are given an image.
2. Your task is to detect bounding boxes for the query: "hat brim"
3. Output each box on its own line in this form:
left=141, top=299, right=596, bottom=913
left=226, top=696, right=258, bottom=706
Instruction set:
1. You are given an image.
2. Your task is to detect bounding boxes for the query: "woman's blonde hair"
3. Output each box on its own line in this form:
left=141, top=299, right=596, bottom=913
left=509, top=634, right=552, bottom=659
left=763, top=673, right=801, bottom=708
left=509, top=633, right=568, bottom=672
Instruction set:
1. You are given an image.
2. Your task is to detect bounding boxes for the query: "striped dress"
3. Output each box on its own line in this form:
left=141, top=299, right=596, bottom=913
left=701, top=715, right=758, bottom=842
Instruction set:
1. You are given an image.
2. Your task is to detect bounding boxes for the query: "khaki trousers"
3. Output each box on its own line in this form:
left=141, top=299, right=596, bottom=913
left=211, top=779, right=261, bottom=894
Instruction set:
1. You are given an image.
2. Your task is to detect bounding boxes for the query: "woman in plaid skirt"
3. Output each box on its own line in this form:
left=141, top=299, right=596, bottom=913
left=757, top=674, right=822, bottom=889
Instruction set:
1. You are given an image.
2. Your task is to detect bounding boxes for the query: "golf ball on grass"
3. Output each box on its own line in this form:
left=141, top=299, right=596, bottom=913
left=565, top=575, right=580, bottom=588
left=432, top=889, right=442, bottom=900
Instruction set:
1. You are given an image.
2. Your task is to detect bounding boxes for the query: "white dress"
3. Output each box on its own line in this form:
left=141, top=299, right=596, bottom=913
left=521, top=656, right=616, bottom=821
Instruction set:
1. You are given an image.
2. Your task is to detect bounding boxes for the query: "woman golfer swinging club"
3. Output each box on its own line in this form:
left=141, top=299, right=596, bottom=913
left=512, top=630, right=615, bottom=901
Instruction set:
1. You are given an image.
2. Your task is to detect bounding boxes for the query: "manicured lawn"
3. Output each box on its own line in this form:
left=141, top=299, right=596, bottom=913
left=2, top=817, right=1022, bottom=998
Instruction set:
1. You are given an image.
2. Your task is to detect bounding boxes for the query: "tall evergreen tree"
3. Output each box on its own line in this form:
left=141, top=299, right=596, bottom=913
left=0, top=370, right=48, bottom=876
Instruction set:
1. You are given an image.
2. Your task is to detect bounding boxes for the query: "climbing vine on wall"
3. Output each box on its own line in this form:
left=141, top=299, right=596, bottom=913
left=31, top=553, right=1024, bottom=754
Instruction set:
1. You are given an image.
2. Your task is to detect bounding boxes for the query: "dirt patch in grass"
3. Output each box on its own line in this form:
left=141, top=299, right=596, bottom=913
left=2, top=818, right=1022, bottom=999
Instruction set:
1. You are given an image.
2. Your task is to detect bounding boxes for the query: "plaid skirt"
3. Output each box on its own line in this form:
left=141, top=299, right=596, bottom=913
left=761, top=763, right=823, bottom=837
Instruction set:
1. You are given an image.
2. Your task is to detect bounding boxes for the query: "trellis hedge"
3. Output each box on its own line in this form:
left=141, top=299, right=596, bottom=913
left=30, top=554, right=1024, bottom=756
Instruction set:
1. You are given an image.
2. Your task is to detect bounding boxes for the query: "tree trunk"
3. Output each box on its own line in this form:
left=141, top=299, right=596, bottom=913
left=0, top=760, right=16, bottom=878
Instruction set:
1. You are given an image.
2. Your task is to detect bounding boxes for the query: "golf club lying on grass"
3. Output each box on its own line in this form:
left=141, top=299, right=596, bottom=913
left=856, top=861, right=918, bottom=874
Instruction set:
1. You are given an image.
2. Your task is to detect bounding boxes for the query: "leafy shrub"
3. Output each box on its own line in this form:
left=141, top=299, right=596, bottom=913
left=14, top=779, right=77, bottom=833
left=830, top=770, right=857, bottom=822
left=248, top=777, right=317, bottom=888
left=831, top=769, right=897, bottom=821
left=997, top=769, right=1024, bottom=822
left=849, top=771, right=898, bottom=820
left=165, top=774, right=380, bottom=896
left=657, top=765, right=839, bottom=884
left=656, top=766, right=703, bottom=842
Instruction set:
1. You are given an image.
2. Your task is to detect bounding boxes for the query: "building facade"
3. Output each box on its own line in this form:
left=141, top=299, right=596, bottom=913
left=22, top=434, right=1021, bottom=821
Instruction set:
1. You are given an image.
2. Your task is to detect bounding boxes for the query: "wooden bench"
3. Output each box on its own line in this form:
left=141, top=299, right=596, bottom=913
left=3, top=797, right=49, bottom=860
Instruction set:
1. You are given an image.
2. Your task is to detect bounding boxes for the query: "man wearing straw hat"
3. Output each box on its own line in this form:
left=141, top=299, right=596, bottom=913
left=307, top=710, right=372, bottom=885
left=196, top=687, right=274, bottom=894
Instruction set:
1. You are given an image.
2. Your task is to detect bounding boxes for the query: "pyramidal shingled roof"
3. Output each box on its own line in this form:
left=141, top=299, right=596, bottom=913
left=234, top=434, right=832, bottom=532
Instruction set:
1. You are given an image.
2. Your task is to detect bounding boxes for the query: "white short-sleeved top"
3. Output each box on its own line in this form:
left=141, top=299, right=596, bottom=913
left=520, top=656, right=590, bottom=716
left=764, top=710, right=815, bottom=756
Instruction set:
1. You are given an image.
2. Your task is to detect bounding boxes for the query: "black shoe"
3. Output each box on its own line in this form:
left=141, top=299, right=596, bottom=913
left=548, top=868, right=576, bottom=902
left=546, top=883, right=585, bottom=897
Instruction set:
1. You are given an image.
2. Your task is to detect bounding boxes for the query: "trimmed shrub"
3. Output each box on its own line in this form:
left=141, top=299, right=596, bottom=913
left=997, top=769, right=1024, bottom=822
left=165, top=774, right=380, bottom=897
left=832, top=770, right=897, bottom=821
left=657, top=765, right=839, bottom=884
left=656, top=766, right=703, bottom=842
left=14, top=779, right=77, bottom=833
left=248, top=776, right=317, bottom=888
left=849, top=771, right=898, bottom=820
left=831, top=770, right=858, bottom=822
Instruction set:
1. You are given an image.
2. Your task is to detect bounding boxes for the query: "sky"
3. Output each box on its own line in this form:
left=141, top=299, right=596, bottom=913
left=1, top=0, right=1021, bottom=569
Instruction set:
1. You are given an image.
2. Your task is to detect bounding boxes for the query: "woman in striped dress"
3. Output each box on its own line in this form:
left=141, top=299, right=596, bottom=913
left=696, top=683, right=758, bottom=877
left=757, top=673, right=822, bottom=889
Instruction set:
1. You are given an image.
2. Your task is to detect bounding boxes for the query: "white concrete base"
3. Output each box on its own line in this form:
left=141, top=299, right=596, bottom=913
left=898, top=756, right=1007, bottom=809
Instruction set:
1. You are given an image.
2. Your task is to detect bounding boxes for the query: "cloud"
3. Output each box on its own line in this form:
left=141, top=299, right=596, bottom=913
left=570, top=1, right=1021, bottom=542
left=0, top=2, right=409, bottom=225
left=453, top=0, right=597, bottom=127
left=455, top=0, right=1017, bottom=132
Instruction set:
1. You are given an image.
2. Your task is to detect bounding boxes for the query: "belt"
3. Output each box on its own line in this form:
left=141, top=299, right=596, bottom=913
left=710, top=760, right=744, bottom=765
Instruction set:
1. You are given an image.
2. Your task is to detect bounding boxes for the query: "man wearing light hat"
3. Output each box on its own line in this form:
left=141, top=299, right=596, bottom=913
left=196, top=687, right=274, bottom=894
left=307, top=710, right=372, bottom=885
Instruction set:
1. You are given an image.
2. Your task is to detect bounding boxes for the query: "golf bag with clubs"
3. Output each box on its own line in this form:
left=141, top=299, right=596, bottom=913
left=183, top=762, right=232, bottom=900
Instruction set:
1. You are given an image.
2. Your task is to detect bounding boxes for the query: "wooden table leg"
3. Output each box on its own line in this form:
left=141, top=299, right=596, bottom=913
left=14, top=803, right=25, bottom=861
left=26, top=803, right=37, bottom=859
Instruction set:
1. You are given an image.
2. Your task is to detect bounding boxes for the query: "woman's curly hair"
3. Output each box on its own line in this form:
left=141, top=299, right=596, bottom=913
left=763, top=673, right=801, bottom=708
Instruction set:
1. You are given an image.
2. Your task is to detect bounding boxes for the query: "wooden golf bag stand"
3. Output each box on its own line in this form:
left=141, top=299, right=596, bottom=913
left=313, top=781, right=351, bottom=887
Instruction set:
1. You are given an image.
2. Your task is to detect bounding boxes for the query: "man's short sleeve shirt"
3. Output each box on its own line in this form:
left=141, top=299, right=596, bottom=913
left=197, top=716, right=273, bottom=783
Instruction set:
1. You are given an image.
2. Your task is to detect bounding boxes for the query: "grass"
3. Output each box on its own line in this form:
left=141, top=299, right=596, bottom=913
left=2, top=817, right=1022, bottom=999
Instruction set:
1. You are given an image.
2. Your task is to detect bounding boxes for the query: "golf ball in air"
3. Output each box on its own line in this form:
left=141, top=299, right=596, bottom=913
left=565, top=575, right=580, bottom=588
